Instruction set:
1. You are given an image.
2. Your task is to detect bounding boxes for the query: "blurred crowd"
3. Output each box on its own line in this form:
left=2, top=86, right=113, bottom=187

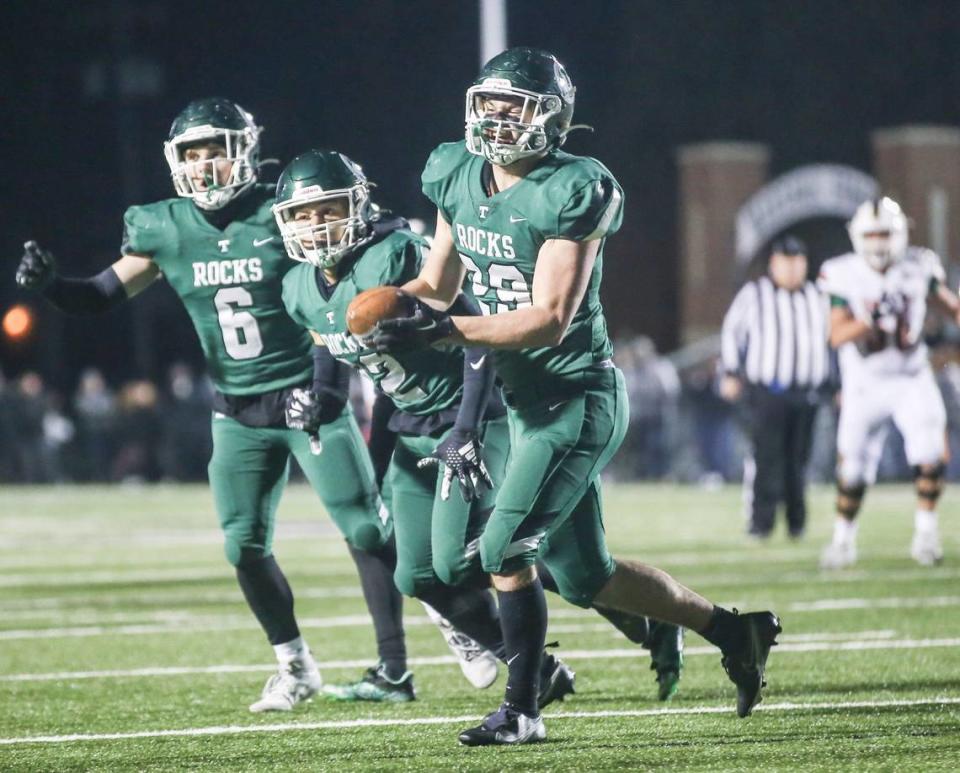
left=5, top=339, right=960, bottom=485
left=0, top=365, right=214, bottom=483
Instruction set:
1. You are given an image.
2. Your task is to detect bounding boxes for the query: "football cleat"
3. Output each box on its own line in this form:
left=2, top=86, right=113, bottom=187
left=537, top=652, right=576, bottom=709
left=322, top=662, right=415, bottom=702
left=248, top=659, right=323, bottom=713
left=820, top=538, right=857, bottom=570
left=458, top=703, right=546, bottom=747
left=423, top=604, right=499, bottom=689
left=647, top=621, right=685, bottom=701
left=910, top=528, right=944, bottom=566
left=720, top=611, right=782, bottom=718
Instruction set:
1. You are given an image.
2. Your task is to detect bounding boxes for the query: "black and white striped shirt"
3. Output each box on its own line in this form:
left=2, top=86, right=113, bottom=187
left=721, top=276, right=829, bottom=390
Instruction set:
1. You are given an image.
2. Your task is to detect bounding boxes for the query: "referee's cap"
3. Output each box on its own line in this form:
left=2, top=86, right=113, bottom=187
left=769, top=235, right=807, bottom=258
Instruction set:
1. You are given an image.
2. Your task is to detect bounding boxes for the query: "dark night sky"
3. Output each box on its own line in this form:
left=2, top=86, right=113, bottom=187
left=3, top=0, right=960, bottom=388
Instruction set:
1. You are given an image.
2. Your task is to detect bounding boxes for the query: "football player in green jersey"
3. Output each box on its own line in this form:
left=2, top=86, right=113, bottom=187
left=14, top=97, right=463, bottom=711
left=277, top=148, right=685, bottom=708
left=278, top=148, right=566, bottom=703
left=371, top=48, right=782, bottom=745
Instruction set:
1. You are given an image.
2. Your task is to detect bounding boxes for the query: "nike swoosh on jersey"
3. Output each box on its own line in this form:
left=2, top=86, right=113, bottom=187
left=548, top=401, right=566, bottom=412
left=469, top=355, right=487, bottom=370
left=509, top=215, right=527, bottom=223
left=253, top=237, right=275, bottom=246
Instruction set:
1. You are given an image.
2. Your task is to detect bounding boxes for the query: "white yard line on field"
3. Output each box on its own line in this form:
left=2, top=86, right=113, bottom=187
left=0, top=696, right=957, bottom=746
left=788, top=596, right=960, bottom=611
left=0, top=595, right=905, bottom=640
left=1, top=634, right=955, bottom=683
left=0, top=585, right=367, bottom=611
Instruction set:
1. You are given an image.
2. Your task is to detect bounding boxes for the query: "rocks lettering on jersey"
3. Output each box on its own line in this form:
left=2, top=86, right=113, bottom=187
left=454, top=224, right=516, bottom=260
left=192, top=258, right=265, bottom=287
left=316, top=330, right=365, bottom=357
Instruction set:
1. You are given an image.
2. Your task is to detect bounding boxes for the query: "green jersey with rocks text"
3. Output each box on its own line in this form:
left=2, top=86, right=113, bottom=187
left=122, top=185, right=312, bottom=395
left=281, top=228, right=464, bottom=417
left=421, top=141, right=623, bottom=391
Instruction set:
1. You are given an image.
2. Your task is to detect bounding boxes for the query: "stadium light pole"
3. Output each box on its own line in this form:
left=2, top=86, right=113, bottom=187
left=479, top=0, right=507, bottom=67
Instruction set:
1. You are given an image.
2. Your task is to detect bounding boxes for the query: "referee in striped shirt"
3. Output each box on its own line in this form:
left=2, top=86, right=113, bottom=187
left=720, top=236, right=830, bottom=539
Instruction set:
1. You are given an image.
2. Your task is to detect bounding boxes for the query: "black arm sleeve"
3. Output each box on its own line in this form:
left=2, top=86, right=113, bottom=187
left=312, top=345, right=351, bottom=405
left=41, top=267, right=127, bottom=316
left=449, top=293, right=496, bottom=432
left=368, top=391, right=398, bottom=489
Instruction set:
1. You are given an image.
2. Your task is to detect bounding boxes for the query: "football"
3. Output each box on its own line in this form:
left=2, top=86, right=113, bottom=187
left=346, top=286, right=416, bottom=336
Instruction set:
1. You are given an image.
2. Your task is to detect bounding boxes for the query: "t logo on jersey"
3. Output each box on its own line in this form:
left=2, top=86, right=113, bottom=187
left=218, top=239, right=231, bottom=253
left=326, top=311, right=335, bottom=325
left=478, top=205, right=490, bottom=220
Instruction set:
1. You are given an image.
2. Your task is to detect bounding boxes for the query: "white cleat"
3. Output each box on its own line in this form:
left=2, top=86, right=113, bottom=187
left=910, top=529, right=944, bottom=566
left=820, top=539, right=857, bottom=570
left=422, top=603, right=499, bottom=689
left=249, top=659, right=323, bottom=713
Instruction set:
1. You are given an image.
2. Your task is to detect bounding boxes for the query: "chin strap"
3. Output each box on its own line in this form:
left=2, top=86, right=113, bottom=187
left=558, top=124, right=595, bottom=144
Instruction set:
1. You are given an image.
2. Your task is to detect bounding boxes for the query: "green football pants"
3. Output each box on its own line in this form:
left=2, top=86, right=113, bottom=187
left=480, top=366, right=629, bottom=607
left=209, top=410, right=389, bottom=566
left=388, top=415, right=509, bottom=597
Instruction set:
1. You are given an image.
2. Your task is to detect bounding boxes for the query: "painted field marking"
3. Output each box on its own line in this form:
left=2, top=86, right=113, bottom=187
left=1, top=634, right=956, bottom=683
left=0, top=696, right=957, bottom=746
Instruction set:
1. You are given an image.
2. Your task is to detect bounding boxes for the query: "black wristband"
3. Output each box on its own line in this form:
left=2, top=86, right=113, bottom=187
left=42, top=268, right=126, bottom=316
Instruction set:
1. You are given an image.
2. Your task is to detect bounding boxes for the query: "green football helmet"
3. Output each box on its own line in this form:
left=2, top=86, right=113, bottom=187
left=273, top=150, right=374, bottom=270
left=163, top=97, right=261, bottom=210
left=465, top=47, right=576, bottom=166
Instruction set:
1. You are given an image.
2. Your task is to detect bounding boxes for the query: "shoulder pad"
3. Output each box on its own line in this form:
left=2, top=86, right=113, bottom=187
left=532, top=154, right=624, bottom=240
left=905, top=246, right=945, bottom=283
left=122, top=200, right=178, bottom=256
left=360, top=229, right=427, bottom=287
left=421, top=142, right=472, bottom=186
left=816, top=253, right=858, bottom=296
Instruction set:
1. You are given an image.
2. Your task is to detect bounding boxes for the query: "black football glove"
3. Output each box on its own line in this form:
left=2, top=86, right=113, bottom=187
left=367, top=300, right=454, bottom=354
left=16, top=240, right=57, bottom=290
left=286, top=388, right=345, bottom=434
left=417, top=428, right=494, bottom=502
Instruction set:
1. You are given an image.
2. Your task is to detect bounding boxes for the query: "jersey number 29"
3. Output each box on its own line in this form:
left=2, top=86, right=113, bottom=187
left=459, top=254, right=532, bottom=315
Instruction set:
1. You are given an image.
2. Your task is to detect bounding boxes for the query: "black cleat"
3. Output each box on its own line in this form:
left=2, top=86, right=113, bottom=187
left=459, top=703, right=546, bottom=746
left=537, top=652, right=576, bottom=710
left=499, top=645, right=573, bottom=715
left=647, top=621, right=684, bottom=701
left=721, top=611, right=781, bottom=717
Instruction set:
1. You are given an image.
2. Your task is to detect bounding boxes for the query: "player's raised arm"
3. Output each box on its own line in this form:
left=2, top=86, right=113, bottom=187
left=402, top=211, right=465, bottom=308
left=15, top=240, right=159, bottom=315
left=453, top=237, right=598, bottom=349
left=928, top=282, right=960, bottom=325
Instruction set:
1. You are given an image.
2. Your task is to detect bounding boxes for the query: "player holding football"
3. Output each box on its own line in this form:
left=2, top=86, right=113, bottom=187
left=13, top=98, right=478, bottom=711
left=276, top=148, right=684, bottom=704
left=371, top=48, right=782, bottom=745
left=818, top=196, right=959, bottom=569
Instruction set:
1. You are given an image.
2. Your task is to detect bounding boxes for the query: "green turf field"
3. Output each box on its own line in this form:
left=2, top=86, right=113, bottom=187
left=0, top=483, right=958, bottom=771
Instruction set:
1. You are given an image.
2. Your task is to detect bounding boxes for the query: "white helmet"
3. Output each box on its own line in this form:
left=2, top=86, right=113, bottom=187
left=848, top=197, right=908, bottom=271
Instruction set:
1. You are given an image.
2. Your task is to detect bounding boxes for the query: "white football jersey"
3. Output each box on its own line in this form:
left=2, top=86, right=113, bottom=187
left=818, top=247, right=944, bottom=379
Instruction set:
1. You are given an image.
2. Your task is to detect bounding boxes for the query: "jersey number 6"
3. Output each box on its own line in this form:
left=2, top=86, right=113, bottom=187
left=214, top=287, right=264, bottom=360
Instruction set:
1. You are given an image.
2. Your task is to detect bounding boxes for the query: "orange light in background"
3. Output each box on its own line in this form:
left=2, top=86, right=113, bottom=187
left=3, top=305, right=33, bottom=340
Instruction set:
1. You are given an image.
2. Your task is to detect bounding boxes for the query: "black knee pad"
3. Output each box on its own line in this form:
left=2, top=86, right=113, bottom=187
left=836, top=481, right=866, bottom=517
left=913, top=463, right=946, bottom=502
